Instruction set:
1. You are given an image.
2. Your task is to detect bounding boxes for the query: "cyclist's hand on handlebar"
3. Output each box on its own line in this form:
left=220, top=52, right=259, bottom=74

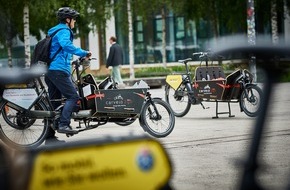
left=86, top=51, right=92, bottom=58
left=78, top=52, right=92, bottom=62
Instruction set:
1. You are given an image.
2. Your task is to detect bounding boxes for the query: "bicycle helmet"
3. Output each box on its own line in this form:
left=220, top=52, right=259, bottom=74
left=57, top=7, right=80, bottom=22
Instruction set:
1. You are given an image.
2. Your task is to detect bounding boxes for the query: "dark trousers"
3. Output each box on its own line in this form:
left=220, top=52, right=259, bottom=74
left=45, top=70, right=79, bottom=136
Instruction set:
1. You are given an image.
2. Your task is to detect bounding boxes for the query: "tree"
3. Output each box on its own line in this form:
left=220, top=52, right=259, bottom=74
left=23, top=2, right=30, bottom=68
left=0, top=0, right=23, bottom=67
left=84, top=0, right=114, bottom=67
left=0, top=0, right=92, bottom=67
left=271, top=0, right=279, bottom=45
left=28, top=0, right=87, bottom=40
left=255, top=0, right=290, bottom=43
left=172, top=0, right=247, bottom=38
left=127, top=0, right=134, bottom=79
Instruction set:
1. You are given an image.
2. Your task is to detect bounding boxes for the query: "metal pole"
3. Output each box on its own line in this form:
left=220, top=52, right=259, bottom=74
left=247, top=0, right=257, bottom=81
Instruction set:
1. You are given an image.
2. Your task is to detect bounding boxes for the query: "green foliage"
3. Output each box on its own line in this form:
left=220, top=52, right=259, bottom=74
left=280, top=71, right=290, bottom=82
left=0, top=0, right=22, bottom=46
left=255, top=0, right=290, bottom=23
left=171, top=0, right=247, bottom=36
left=2, top=0, right=290, bottom=47
left=28, top=0, right=88, bottom=40
left=135, top=66, right=172, bottom=78
left=83, top=0, right=112, bottom=35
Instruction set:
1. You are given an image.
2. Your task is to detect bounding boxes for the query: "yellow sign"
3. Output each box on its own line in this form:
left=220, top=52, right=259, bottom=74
left=4, top=84, right=27, bottom=88
left=28, top=138, right=172, bottom=190
left=166, top=75, right=182, bottom=90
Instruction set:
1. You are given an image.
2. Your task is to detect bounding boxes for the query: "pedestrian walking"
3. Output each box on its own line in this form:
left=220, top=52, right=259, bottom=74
left=106, top=36, right=125, bottom=87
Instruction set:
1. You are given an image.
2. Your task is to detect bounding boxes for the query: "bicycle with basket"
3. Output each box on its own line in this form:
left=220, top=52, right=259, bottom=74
left=164, top=51, right=263, bottom=118
left=0, top=57, right=175, bottom=149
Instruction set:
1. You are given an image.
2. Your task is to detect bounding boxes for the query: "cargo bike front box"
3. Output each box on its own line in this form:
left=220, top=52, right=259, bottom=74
left=84, top=86, right=148, bottom=117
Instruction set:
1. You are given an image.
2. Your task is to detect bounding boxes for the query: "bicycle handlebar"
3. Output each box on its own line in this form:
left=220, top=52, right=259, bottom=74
left=193, top=51, right=224, bottom=60
left=71, top=57, right=97, bottom=66
left=192, top=51, right=211, bottom=59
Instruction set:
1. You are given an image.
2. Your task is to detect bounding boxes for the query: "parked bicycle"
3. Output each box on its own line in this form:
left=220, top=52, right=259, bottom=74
left=164, top=51, right=263, bottom=118
left=0, top=57, right=175, bottom=149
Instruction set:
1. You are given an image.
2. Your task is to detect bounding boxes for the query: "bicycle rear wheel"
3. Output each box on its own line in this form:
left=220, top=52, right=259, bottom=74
left=165, top=84, right=191, bottom=117
left=140, top=98, right=175, bottom=138
left=0, top=100, right=49, bottom=149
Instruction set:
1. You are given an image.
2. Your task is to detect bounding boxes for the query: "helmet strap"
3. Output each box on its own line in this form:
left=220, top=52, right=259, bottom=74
left=66, top=18, right=72, bottom=29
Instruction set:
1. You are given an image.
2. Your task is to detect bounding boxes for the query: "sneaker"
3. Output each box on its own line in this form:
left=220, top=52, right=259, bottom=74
left=45, top=136, right=65, bottom=145
left=57, top=125, right=78, bottom=134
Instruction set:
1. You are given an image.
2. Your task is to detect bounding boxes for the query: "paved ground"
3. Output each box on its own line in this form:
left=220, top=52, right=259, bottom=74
left=50, top=82, right=290, bottom=190
left=2, top=81, right=287, bottom=189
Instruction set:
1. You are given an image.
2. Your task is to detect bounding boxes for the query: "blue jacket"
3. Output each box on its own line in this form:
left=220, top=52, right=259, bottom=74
left=48, top=23, right=88, bottom=75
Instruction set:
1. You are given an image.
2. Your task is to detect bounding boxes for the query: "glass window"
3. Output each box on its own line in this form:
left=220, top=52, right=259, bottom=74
left=135, top=21, right=144, bottom=43
left=175, top=17, right=185, bottom=40
left=134, top=17, right=146, bottom=64
left=155, top=19, right=163, bottom=41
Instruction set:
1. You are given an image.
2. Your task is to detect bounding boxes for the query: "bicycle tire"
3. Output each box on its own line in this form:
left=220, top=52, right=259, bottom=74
left=0, top=100, right=49, bottom=149
left=140, top=98, right=175, bottom=138
left=165, top=84, right=191, bottom=117
left=240, top=84, right=263, bottom=117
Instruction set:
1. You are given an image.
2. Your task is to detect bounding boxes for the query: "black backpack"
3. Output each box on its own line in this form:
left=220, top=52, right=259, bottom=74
left=31, top=28, right=64, bottom=67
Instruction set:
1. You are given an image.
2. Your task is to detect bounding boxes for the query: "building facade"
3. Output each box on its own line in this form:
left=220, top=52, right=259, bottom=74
left=88, top=7, right=290, bottom=72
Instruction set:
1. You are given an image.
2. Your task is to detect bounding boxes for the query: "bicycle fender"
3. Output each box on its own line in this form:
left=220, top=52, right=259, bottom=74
left=139, top=101, right=148, bottom=132
left=152, top=97, right=162, bottom=101
left=245, top=83, right=258, bottom=89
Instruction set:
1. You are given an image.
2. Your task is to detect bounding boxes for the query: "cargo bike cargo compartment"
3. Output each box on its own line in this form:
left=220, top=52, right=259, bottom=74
left=84, top=88, right=148, bottom=115
left=193, top=68, right=242, bottom=101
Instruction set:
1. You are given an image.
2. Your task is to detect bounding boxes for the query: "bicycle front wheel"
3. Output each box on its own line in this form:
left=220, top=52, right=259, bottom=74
left=140, top=98, right=175, bottom=138
left=0, top=100, right=49, bottom=149
left=165, top=84, right=191, bottom=117
left=240, top=85, right=263, bottom=117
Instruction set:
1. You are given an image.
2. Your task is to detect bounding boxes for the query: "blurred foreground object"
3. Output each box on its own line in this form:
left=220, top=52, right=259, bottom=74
left=6, top=135, right=172, bottom=190
left=0, top=65, right=47, bottom=85
left=212, top=39, right=290, bottom=190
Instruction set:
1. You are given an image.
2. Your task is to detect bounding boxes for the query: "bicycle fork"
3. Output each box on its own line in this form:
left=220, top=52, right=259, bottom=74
left=146, top=93, right=162, bottom=121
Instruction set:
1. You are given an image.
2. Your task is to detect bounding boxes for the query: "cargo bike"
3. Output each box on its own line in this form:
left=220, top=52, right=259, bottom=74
left=0, top=57, right=175, bottom=149
left=165, top=51, right=263, bottom=118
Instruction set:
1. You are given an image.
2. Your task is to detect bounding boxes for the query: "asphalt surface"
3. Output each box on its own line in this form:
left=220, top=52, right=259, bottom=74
left=43, top=82, right=290, bottom=189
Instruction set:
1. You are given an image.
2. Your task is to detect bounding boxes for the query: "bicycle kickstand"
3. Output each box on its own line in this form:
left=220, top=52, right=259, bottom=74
left=200, top=102, right=209, bottom=109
